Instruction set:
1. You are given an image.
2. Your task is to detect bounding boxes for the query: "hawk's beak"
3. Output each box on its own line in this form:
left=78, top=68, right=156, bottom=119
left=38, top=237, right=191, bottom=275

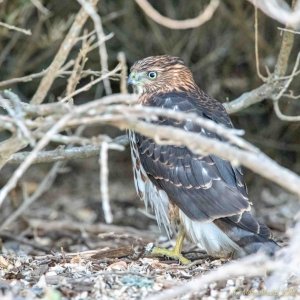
left=127, top=72, right=139, bottom=85
left=127, top=74, right=134, bottom=85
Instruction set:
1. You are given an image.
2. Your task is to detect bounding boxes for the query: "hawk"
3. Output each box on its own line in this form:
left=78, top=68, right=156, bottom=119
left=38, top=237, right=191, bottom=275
left=128, top=55, right=278, bottom=263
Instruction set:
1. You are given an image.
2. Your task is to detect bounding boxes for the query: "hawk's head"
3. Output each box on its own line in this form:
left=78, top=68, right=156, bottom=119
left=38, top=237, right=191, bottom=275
left=128, top=55, right=196, bottom=95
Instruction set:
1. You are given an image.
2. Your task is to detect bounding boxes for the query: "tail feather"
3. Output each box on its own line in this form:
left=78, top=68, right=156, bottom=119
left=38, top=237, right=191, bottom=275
left=180, top=209, right=279, bottom=258
left=233, top=234, right=279, bottom=256
left=215, top=216, right=280, bottom=257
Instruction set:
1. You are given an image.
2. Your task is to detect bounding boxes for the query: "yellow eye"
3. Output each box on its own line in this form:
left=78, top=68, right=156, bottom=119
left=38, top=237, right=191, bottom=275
left=147, top=71, right=157, bottom=79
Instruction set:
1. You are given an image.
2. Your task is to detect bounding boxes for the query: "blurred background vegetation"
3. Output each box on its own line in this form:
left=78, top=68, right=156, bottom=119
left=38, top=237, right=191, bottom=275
left=0, top=0, right=299, bottom=232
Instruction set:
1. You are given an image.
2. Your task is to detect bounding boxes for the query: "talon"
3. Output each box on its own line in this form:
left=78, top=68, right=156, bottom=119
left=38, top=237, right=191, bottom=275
left=149, top=227, right=191, bottom=264
left=151, top=246, right=191, bottom=264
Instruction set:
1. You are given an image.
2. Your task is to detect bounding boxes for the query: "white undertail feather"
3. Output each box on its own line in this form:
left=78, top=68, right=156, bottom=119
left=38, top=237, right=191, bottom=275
left=179, top=210, right=244, bottom=257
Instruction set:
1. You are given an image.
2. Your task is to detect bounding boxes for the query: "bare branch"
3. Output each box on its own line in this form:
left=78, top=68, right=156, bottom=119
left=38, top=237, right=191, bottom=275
left=0, top=94, right=134, bottom=208
left=0, top=135, right=28, bottom=170
left=59, top=64, right=121, bottom=102
left=278, top=27, right=300, bottom=34
left=1, top=93, right=300, bottom=208
left=274, top=51, right=300, bottom=101
left=106, top=105, right=258, bottom=153
left=117, top=52, right=128, bottom=94
left=31, top=0, right=100, bottom=104
left=8, top=146, right=100, bottom=164
left=225, top=1, right=297, bottom=114
left=0, top=60, right=75, bottom=88
left=119, top=117, right=300, bottom=197
left=0, top=162, right=62, bottom=231
left=283, top=91, right=300, bottom=99
left=1, top=93, right=35, bottom=146
left=8, top=136, right=127, bottom=164
left=273, top=100, right=300, bottom=122
left=66, top=33, right=93, bottom=98
left=28, top=218, right=156, bottom=240
left=224, top=83, right=279, bottom=114
left=0, top=21, right=31, bottom=35
left=30, top=0, right=51, bottom=15
left=0, top=31, right=20, bottom=69
left=99, top=142, right=111, bottom=224
left=254, top=7, right=268, bottom=81
left=272, top=51, right=300, bottom=121
left=274, top=17, right=296, bottom=77
left=77, top=0, right=112, bottom=94
left=246, top=0, right=300, bottom=28
left=0, top=114, right=76, bottom=208
left=135, top=0, right=219, bottom=30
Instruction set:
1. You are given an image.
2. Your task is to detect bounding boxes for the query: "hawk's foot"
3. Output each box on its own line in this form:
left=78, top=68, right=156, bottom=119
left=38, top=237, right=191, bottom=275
left=151, top=246, right=191, bottom=264
left=149, top=227, right=191, bottom=264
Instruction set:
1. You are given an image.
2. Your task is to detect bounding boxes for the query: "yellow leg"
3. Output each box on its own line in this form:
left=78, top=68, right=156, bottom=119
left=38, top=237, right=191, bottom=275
left=151, top=228, right=191, bottom=264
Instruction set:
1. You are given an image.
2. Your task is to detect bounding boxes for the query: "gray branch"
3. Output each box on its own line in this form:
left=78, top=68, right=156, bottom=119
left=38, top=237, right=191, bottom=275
left=8, top=135, right=128, bottom=164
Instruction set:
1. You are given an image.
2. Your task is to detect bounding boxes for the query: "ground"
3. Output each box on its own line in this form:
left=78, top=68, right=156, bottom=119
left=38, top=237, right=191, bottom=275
left=0, top=148, right=298, bottom=300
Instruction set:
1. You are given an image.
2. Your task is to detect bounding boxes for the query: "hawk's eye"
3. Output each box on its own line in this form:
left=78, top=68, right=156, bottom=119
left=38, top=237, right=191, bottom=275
left=147, top=71, right=157, bottom=79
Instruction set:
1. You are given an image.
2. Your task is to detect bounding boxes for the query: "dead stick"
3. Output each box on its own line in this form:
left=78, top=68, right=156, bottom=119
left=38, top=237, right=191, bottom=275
left=31, top=0, right=99, bottom=104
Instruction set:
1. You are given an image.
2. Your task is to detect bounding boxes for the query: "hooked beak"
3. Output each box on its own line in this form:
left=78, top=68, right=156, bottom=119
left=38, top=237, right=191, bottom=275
left=127, top=72, right=139, bottom=85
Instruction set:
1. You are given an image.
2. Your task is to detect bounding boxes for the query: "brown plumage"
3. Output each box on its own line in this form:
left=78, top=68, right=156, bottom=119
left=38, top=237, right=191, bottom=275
left=128, top=55, right=279, bottom=258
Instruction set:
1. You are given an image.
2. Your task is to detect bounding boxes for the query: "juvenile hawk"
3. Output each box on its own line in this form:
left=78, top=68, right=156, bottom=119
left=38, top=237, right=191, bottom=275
left=128, top=55, right=278, bottom=263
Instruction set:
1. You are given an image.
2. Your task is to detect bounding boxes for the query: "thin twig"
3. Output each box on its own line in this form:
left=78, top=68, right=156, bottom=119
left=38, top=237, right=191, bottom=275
left=254, top=7, right=267, bottom=81
left=60, top=64, right=120, bottom=102
left=30, top=0, right=51, bottom=15
left=224, top=82, right=279, bottom=114
left=0, top=31, right=21, bottom=68
left=135, top=0, right=219, bottom=29
left=77, top=0, right=112, bottom=94
left=8, top=136, right=127, bottom=164
left=99, top=142, right=112, bottom=224
left=274, top=51, right=300, bottom=101
left=278, top=27, right=300, bottom=34
left=273, top=52, right=300, bottom=122
left=273, top=101, right=300, bottom=122
left=117, top=117, right=300, bottom=197
left=0, top=114, right=76, bottom=208
left=103, top=105, right=258, bottom=152
left=0, top=162, right=63, bottom=231
left=99, top=140, right=124, bottom=224
left=0, top=21, right=31, bottom=35
left=31, top=0, right=100, bottom=104
left=0, top=94, right=133, bottom=208
left=0, top=135, right=28, bottom=170
left=28, top=218, right=155, bottom=239
left=0, top=60, right=74, bottom=88
left=66, top=32, right=92, bottom=98
left=1, top=93, right=300, bottom=209
left=118, top=52, right=128, bottom=94
left=283, top=91, right=300, bottom=99
left=274, top=1, right=296, bottom=78
left=1, top=92, right=35, bottom=146
left=225, top=0, right=296, bottom=114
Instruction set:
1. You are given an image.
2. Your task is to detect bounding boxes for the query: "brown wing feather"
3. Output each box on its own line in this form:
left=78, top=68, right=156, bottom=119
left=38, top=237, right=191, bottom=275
left=136, top=91, right=250, bottom=222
